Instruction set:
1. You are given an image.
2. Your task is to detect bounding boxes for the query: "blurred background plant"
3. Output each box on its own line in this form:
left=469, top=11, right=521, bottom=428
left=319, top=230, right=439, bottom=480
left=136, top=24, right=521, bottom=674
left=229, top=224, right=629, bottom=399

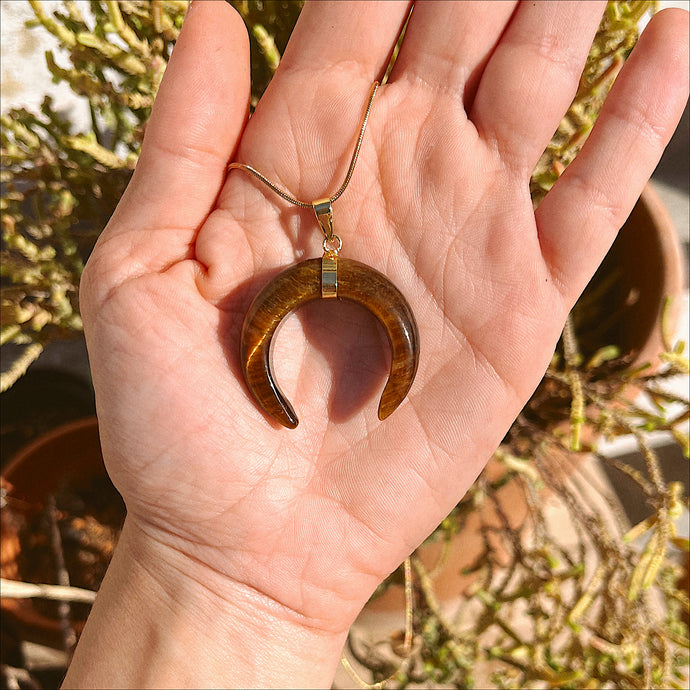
left=1, top=1, right=687, bottom=689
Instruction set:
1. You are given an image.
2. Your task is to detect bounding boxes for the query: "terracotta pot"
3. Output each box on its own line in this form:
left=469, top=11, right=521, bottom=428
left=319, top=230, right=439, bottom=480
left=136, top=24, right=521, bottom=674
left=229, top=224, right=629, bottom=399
left=1, top=417, right=123, bottom=650
left=573, top=183, right=684, bottom=369
left=0, top=368, right=96, bottom=467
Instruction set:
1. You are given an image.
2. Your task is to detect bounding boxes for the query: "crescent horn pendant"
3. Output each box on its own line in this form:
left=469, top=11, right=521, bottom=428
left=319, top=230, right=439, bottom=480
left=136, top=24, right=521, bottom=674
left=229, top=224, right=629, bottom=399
left=240, top=258, right=419, bottom=429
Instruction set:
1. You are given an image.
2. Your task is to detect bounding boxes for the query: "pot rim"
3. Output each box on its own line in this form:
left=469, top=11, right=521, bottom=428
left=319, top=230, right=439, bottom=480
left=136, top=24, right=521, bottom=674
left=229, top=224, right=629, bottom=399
left=1, top=415, right=99, bottom=483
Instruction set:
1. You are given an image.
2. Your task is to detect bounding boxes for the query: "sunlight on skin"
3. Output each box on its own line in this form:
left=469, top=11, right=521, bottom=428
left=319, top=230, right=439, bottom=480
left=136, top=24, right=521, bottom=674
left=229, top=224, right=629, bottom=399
left=63, top=2, right=689, bottom=688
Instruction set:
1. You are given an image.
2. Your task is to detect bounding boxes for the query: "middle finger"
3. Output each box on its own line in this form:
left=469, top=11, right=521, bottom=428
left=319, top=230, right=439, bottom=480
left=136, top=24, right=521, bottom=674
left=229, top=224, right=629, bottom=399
left=388, top=1, right=518, bottom=109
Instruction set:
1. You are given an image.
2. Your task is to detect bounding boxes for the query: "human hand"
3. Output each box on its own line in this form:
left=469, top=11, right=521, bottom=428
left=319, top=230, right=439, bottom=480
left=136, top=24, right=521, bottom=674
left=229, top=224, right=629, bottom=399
left=65, top=2, right=688, bottom=688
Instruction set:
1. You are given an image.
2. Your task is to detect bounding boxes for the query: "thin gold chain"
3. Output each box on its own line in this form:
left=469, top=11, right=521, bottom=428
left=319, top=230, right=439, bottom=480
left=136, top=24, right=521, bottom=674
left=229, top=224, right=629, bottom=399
left=226, top=81, right=379, bottom=208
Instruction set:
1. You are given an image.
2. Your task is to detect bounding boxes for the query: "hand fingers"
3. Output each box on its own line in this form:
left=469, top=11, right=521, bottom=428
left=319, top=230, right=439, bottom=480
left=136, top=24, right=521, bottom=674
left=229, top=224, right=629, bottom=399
left=388, top=0, right=517, bottom=109
left=108, top=1, right=250, bottom=243
left=535, top=8, right=689, bottom=304
left=471, top=0, right=606, bottom=170
left=223, top=1, right=411, bottom=202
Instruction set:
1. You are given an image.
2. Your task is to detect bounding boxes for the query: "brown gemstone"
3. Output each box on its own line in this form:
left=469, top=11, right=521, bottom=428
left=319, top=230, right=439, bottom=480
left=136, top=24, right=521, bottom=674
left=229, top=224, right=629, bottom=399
left=240, top=257, right=419, bottom=428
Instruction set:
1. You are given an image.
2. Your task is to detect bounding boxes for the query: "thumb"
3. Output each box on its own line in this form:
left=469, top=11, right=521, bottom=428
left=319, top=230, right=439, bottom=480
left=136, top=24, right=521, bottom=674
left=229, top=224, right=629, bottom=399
left=108, top=1, right=250, bottom=244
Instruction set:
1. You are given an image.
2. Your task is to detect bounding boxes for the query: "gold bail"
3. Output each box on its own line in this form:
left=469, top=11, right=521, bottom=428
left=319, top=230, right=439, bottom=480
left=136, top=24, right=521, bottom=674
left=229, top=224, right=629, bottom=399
left=313, top=198, right=334, bottom=241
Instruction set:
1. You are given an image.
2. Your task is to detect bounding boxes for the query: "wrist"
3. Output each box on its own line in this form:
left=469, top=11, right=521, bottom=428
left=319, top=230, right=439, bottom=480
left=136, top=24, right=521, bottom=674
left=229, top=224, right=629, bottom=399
left=63, top=518, right=348, bottom=689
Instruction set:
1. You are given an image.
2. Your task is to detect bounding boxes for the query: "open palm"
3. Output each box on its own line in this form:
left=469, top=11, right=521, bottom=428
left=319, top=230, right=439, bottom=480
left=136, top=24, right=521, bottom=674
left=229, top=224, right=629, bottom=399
left=80, top=0, right=688, bottom=637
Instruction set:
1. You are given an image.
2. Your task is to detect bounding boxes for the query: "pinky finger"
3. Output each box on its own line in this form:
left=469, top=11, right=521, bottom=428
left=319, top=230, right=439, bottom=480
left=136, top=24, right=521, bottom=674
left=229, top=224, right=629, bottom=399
left=535, top=8, right=689, bottom=305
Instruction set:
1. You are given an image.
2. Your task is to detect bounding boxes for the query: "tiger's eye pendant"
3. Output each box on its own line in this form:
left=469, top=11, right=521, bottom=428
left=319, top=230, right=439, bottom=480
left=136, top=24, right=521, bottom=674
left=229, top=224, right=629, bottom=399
left=240, top=200, right=419, bottom=429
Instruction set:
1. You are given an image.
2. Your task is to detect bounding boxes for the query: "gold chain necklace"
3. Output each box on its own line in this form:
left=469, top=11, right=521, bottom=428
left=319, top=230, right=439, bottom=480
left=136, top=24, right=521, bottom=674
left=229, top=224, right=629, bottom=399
left=227, top=82, right=419, bottom=429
